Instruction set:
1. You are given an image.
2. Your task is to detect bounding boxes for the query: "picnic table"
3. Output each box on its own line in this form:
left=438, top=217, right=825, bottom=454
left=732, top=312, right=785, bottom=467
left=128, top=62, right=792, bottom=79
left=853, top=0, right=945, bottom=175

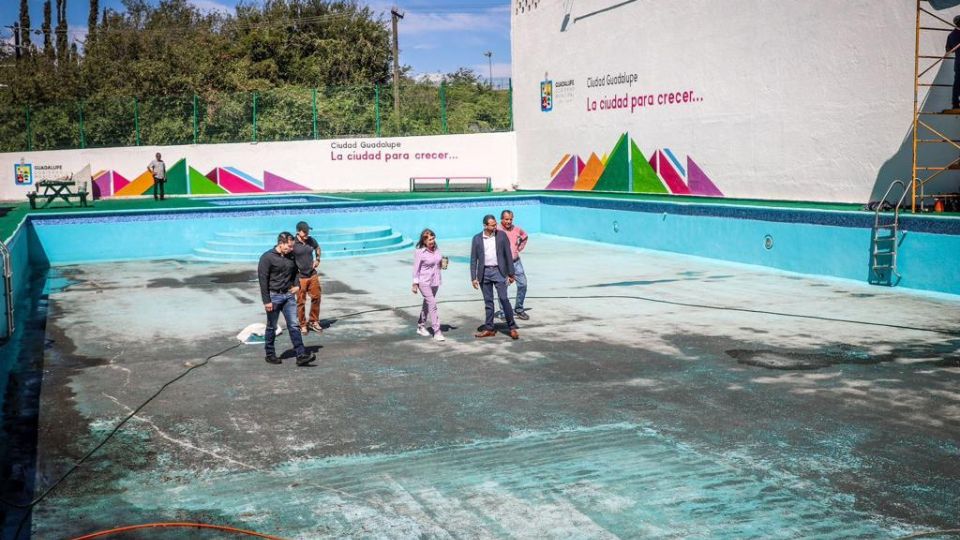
left=26, top=177, right=89, bottom=209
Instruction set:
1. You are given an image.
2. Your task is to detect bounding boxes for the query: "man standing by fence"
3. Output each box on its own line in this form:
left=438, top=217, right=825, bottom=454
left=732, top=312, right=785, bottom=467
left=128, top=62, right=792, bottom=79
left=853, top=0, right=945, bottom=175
left=293, top=221, right=323, bottom=334
left=148, top=152, right=166, bottom=201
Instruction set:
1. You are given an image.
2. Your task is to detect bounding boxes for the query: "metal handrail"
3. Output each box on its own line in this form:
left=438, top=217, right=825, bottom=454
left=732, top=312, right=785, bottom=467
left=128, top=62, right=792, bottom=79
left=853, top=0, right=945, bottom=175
left=874, top=180, right=910, bottom=231
left=0, top=239, right=12, bottom=339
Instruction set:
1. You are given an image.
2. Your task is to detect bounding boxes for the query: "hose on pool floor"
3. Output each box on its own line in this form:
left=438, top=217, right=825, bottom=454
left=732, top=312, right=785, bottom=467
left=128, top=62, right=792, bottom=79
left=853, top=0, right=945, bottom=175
left=69, top=522, right=284, bottom=539
left=1, top=293, right=957, bottom=539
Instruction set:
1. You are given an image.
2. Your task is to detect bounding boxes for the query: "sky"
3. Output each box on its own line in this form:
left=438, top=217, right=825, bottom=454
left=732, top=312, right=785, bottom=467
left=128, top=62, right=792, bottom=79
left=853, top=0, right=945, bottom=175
left=0, top=0, right=512, bottom=80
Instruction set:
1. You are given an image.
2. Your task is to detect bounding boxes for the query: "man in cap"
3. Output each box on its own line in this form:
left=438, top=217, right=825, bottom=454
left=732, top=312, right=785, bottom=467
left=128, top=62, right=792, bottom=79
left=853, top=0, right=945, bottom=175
left=293, top=221, right=323, bottom=334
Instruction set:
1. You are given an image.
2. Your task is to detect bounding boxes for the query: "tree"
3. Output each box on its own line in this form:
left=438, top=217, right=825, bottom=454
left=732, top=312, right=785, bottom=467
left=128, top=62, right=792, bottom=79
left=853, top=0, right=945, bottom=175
left=43, top=0, right=53, bottom=58
left=13, top=22, right=21, bottom=61
left=0, top=0, right=511, bottom=151
left=88, top=0, right=99, bottom=39
left=56, top=0, right=69, bottom=62
left=19, top=0, right=32, bottom=52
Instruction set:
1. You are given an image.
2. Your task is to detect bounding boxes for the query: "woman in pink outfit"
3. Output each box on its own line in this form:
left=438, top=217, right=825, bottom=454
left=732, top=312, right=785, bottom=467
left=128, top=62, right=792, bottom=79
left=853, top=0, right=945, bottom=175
left=412, top=229, right=445, bottom=341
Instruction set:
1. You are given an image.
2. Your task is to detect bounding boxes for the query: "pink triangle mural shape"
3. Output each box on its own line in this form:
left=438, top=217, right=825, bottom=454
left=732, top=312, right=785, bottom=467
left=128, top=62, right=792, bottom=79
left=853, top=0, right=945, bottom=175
left=112, top=171, right=130, bottom=193
left=216, top=167, right=264, bottom=193
left=686, top=157, right=723, bottom=196
left=264, top=171, right=311, bottom=192
left=654, top=150, right=691, bottom=195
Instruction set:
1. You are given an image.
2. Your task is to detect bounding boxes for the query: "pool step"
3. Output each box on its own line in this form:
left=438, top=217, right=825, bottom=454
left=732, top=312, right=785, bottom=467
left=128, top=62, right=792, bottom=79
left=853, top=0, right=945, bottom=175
left=214, top=226, right=395, bottom=243
left=193, top=226, right=412, bottom=262
left=205, top=232, right=407, bottom=251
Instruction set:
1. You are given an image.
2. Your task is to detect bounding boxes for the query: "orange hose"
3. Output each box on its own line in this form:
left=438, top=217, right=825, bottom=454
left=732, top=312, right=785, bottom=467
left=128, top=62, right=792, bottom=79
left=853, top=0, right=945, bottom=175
left=69, top=522, right=286, bottom=540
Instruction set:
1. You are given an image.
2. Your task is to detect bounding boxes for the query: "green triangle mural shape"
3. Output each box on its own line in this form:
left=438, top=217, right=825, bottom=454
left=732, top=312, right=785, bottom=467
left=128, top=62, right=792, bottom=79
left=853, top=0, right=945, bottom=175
left=189, top=166, right=227, bottom=195
left=631, top=139, right=668, bottom=193
left=164, top=158, right=189, bottom=195
left=593, top=133, right=630, bottom=192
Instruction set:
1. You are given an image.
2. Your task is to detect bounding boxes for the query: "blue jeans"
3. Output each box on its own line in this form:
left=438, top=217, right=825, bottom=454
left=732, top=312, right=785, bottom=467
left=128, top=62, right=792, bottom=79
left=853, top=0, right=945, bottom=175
left=265, top=292, right=305, bottom=358
left=481, top=267, right=516, bottom=330
left=513, top=258, right=528, bottom=311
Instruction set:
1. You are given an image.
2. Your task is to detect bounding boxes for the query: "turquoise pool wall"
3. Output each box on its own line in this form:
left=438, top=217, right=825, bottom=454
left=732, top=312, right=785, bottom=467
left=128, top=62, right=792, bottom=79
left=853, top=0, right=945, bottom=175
left=14, top=195, right=960, bottom=296
left=27, top=199, right=542, bottom=265
left=0, top=222, right=47, bottom=428
left=539, top=198, right=960, bottom=296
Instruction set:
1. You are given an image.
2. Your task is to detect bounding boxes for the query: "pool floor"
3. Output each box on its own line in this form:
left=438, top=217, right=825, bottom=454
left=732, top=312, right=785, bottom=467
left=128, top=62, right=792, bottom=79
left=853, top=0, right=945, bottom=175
left=18, top=236, right=960, bottom=538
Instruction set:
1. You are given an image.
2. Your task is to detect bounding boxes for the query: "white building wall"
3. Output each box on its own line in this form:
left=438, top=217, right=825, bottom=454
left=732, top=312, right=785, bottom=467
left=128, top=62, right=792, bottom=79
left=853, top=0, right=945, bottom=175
left=0, top=132, right=517, bottom=200
left=512, top=0, right=960, bottom=202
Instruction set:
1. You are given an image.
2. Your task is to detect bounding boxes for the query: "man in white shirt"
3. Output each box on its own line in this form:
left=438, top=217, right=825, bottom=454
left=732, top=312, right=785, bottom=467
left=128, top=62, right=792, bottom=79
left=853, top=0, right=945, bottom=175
left=148, top=153, right=167, bottom=201
left=469, top=214, right=519, bottom=339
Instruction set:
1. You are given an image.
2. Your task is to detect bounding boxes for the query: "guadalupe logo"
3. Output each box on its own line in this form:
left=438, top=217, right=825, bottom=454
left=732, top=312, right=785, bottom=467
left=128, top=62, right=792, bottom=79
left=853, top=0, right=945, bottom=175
left=540, top=79, right=553, bottom=112
left=14, top=162, right=32, bottom=186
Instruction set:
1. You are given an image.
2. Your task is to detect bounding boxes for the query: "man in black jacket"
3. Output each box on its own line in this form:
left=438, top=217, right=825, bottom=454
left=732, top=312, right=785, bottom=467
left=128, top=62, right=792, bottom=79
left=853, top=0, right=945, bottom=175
left=470, top=214, right=520, bottom=339
left=257, top=232, right=316, bottom=366
left=949, top=15, right=960, bottom=110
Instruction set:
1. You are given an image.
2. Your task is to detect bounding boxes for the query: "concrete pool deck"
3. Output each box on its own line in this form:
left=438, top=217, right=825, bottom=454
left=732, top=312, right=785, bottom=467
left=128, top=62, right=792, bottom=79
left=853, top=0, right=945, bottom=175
left=17, top=235, right=960, bottom=537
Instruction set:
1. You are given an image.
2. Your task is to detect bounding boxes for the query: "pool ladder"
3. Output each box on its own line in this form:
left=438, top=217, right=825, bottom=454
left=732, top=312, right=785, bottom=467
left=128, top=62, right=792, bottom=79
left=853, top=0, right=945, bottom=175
left=0, top=238, right=12, bottom=339
left=871, top=180, right=909, bottom=285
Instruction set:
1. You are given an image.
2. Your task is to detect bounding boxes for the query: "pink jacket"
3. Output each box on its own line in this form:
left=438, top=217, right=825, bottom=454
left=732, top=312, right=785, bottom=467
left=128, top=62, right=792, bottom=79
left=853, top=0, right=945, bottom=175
left=413, top=247, right=443, bottom=287
left=497, top=224, right=528, bottom=261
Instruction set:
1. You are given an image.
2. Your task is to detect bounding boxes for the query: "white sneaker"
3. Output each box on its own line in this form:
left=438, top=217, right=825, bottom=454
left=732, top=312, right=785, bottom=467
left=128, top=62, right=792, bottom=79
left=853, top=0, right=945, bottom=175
left=416, top=325, right=430, bottom=337
left=433, top=332, right=446, bottom=342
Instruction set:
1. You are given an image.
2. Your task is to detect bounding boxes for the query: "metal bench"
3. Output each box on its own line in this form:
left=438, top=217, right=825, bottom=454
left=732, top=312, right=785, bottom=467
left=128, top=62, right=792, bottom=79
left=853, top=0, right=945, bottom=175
left=410, top=177, right=492, bottom=193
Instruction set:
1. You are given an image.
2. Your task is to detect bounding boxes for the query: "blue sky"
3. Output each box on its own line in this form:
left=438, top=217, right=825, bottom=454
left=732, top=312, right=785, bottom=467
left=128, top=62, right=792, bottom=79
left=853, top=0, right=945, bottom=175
left=0, top=0, right=511, bottom=79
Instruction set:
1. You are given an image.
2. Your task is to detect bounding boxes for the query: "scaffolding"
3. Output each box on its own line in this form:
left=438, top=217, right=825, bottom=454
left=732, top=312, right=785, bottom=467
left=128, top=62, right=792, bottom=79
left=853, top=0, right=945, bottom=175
left=912, top=0, right=960, bottom=212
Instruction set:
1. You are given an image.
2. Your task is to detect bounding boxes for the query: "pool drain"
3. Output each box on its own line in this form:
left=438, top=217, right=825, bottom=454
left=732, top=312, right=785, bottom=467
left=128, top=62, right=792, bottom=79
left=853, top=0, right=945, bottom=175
left=763, top=234, right=774, bottom=250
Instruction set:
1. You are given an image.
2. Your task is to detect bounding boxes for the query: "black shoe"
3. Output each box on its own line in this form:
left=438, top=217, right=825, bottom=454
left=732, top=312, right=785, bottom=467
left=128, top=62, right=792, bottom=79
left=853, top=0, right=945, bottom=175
left=265, top=355, right=281, bottom=365
left=515, top=310, right=529, bottom=321
left=296, top=352, right=316, bottom=366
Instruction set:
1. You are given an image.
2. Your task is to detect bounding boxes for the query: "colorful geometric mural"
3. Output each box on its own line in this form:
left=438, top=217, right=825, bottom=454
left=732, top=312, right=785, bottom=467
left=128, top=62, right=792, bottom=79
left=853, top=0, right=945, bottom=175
left=92, top=158, right=311, bottom=199
left=546, top=133, right=723, bottom=196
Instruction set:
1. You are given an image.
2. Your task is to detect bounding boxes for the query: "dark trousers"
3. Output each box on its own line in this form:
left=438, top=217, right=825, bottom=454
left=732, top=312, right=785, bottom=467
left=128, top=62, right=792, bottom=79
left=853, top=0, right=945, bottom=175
left=953, top=63, right=960, bottom=109
left=265, top=292, right=306, bottom=358
left=153, top=177, right=165, bottom=200
left=480, top=266, right=517, bottom=330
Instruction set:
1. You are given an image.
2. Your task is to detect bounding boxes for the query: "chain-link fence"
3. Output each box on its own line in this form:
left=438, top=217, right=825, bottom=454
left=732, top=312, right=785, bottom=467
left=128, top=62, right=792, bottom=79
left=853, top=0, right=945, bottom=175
left=0, top=80, right=513, bottom=152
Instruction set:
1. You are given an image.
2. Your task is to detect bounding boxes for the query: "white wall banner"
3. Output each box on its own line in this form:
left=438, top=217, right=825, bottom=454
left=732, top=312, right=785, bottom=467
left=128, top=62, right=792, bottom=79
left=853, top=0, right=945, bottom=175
left=0, top=132, right=517, bottom=201
left=512, top=0, right=960, bottom=203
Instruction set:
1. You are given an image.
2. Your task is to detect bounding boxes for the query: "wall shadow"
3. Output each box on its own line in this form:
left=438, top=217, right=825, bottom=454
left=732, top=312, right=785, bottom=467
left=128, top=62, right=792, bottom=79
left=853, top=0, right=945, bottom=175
left=873, top=59, right=960, bottom=205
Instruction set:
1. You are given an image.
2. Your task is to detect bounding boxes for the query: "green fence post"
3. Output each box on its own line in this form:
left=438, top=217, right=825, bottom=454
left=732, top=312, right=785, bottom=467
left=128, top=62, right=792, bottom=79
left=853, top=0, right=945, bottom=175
left=192, top=94, right=199, bottom=144
left=134, top=97, right=141, bottom=146
left=252, top=92, right=258, bottom=143
left=25, top=107, right=31, bottom=151
left=440, top=82, right=447, bottom=135
left=78, top=100, right=86, bottom=149
left=312, top=88, right=318, bottom=140
left=509, top=78, right=514, bottom=131
left=375, top=84, right=381, bottom=137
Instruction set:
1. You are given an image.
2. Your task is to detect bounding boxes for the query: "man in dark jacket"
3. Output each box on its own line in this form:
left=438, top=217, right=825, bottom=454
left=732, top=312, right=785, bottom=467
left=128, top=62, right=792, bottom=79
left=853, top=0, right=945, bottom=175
left=470, top=214, right=520, bottom=339
left=257, top=232, right=316, bottom=366
left=948, top=15, right=960, bottom=109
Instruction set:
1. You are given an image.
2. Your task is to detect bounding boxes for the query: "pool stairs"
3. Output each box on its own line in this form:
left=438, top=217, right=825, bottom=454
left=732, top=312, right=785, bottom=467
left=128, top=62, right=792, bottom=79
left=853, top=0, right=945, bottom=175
left=192, top=226, right=413, bottom=262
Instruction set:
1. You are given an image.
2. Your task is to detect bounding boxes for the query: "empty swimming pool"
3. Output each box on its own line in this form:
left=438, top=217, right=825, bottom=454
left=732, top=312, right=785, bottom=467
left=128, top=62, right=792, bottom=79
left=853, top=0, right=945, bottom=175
left=1, top=195, right=958, bottom=538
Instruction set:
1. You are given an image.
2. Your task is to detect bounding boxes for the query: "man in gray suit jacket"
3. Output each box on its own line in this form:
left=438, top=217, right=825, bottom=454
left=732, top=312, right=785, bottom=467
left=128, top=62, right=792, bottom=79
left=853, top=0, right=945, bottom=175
left=470, top=214, right=520, bottom=339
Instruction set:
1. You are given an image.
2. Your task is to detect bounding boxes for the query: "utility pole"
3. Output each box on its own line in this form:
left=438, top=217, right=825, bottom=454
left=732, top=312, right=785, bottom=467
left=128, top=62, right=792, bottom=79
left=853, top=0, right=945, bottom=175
left=484, top=51, right=493, bottom=88
left=391, top=7, right=404, bottom=123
